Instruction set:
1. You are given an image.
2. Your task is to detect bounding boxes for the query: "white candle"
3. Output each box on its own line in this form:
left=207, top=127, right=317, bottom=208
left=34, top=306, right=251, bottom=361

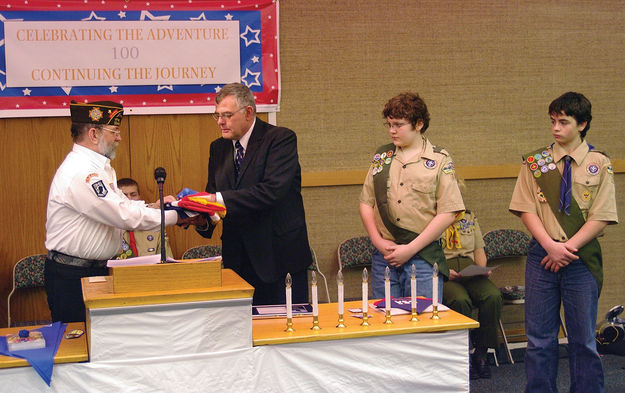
left=337, top=270, right=344, bottom=315
left=384, top=266, right=391, bottom=312
left=432, top=263, right=439, bottom=308
left=410, top=264, right=417, bottom=310
left=285, top=273, right=293, bottom=319
left=362, top=268, right=369, bottom=313
left=311, top=271, right=318, bottom=317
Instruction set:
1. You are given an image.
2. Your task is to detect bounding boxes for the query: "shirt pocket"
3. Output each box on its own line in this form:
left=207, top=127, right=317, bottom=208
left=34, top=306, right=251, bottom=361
left=573, top=172, right=600, bottom=211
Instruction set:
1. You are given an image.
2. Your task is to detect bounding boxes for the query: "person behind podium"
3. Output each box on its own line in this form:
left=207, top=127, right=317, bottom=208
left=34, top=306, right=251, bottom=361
left=45, top=100, right=191, bottom=323
left=441, top=180, right=502, bottom=380
left=116, top=177, right=173, bottom=259
left=359, top=92, right=465, bottom=301
left=194, top=83, right=312, bottom=306
left=509, top=92, right=618, bottom=392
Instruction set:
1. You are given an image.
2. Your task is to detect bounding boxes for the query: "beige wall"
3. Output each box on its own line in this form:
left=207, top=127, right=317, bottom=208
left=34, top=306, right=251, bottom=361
left=1, top=1, right=624, bottom=326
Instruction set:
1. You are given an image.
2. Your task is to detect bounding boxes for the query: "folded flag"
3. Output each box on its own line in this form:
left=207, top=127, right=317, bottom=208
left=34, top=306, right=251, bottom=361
left=177, top=192, right=227, bottom=217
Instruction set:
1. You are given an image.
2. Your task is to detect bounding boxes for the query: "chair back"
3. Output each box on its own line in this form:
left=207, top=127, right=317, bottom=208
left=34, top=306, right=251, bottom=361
left=182, top=245, right=222, bottom=260
left=13, top=254, right=46, bottom=290
left=337, top=236, right=375, bottom=270
left=483, top=229, right=530, bottom=262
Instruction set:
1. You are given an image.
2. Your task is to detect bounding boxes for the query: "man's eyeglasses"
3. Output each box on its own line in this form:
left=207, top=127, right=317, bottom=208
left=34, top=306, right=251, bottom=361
left=212, top=107, right=246, bottom=121
left=383, top=121, right=410, bottom=130
left=100, top=127, right=121, bottom=137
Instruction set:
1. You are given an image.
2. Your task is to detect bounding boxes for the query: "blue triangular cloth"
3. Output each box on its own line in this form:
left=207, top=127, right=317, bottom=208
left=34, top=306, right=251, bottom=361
left=0, top=322, right=66, bottom=386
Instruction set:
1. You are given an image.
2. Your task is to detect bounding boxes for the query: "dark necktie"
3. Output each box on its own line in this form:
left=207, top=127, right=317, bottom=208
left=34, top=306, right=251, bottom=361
left=558, top=155, right=572, bottom=215
left=234, top=140, right=244, bottom=178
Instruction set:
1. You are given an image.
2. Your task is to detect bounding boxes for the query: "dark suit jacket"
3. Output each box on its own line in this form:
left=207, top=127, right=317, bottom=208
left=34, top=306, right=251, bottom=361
left=198, top=118, right=312, bottom=283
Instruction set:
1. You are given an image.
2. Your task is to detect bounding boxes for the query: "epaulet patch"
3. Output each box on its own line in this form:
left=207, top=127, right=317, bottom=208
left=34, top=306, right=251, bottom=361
left=432, top=145, right=449, bottom=156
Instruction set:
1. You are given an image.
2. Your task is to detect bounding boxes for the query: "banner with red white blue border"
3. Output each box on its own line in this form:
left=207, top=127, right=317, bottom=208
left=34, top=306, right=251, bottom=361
left=0, top=0, right=280, bottom=117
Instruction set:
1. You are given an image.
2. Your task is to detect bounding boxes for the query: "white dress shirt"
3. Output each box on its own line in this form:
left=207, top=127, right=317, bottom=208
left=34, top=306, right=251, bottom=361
left=45, top=144, right=177, bottom=260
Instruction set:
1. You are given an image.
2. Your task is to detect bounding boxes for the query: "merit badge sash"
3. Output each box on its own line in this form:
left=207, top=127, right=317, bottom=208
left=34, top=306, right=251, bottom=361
left=371, top=143, right=448, bottom=278
left=524, top=146, right=603, bottom=294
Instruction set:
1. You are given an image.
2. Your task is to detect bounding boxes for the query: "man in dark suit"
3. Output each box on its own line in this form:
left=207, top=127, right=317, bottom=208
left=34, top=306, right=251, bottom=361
left=196, top=83, right=312, bottom=305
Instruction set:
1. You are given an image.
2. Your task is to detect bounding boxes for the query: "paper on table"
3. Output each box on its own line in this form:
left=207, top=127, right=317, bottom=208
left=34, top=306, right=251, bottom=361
left=458, top=264, right=498, bottom=277
left=107, top=255, right=221, bottom=267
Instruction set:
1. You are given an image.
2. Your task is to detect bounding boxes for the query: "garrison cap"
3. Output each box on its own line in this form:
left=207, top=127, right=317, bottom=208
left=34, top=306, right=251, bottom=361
left=70, top=100, right=123, bottom=126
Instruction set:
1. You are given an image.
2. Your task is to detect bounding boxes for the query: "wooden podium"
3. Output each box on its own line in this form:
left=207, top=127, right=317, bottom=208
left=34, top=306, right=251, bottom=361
left=82, top=262, right=254, bottom=361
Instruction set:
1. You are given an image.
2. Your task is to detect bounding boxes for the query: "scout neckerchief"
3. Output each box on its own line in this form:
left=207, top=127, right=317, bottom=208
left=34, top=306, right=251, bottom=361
left=523, top=144, right=604, bottom=294
left=444, top=211, right=465, bottom=250
left=371, top=142, right=449, bottom=278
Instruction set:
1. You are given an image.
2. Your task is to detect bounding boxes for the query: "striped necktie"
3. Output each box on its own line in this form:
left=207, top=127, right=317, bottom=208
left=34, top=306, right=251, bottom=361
left=234, top=140, right=244, bottom=178
left=558, top=155, right=572, bottom=215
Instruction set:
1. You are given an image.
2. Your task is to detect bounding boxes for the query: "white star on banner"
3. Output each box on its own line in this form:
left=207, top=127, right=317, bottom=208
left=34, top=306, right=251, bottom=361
left=157, top=85, right=174, bottom=91
left=22, top=88, right=31, bottom=96
left=82, top=11, right=106, bottom=21
left=190, top=12, right=208, bottom=21
left=251, top=56, right=259, bottom=63
left=140, top=11, right=170, bottom=21
left=225, top=13, right=233, bottom=21
left=241, top=68, right=261, bottom=88
left=240, top=25, right=260, bottom=47
left=118, top=11, right=127, bottom=19
left=214, top=86, right=222, bottom=93
left=0, top=70, right=5, bottom=91
left=109, top=86, right=118, bottom=93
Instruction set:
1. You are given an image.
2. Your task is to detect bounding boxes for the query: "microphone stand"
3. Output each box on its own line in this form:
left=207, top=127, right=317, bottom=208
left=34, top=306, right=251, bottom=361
left=154, top=167, right=167, bottom=264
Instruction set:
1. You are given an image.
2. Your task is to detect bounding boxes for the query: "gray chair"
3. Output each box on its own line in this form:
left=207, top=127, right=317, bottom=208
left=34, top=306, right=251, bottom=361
left=337, top=236, right=375, bottom=271
left=309, top=246, right=331, bottom=303
left=7, top=254, right=48, bottom=327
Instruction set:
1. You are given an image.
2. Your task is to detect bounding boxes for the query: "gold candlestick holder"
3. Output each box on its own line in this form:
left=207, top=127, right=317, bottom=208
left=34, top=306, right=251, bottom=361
left=410, top=307, right=419, bottom=322
left=384, top=309, right=393, bottom=324
left=361, top=311, right=370, bottom=326
left=311, top=315, right=321, bottom=330
left=336, top=314, right=346, bottom=328
left=431, top=304, right=440, bottom=320
left=285, top=317, right=295, bottom=332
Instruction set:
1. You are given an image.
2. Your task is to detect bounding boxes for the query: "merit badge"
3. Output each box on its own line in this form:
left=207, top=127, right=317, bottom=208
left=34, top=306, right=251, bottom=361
left=387, top=150, right=394, bottom=157
left=545, top=156, right=553, bottom=163
left=88, top=107, right=103, bottom=122
left=122, top=242, right=129, bottom=251
left=65, top=329, right=85, bottom=339
left=380, top=152, right=387, bottom=159
left=533, top=170, right=541, bottom=178
left=373, top=153, right=381, bottom=162
left=548, top=163, right=557, bottom=171
left=537, top=189, right=546, bottom=203
left=424, top=159, right=436, bottom=169
left=147, top=235, right=154, bottom=241
left=385, top=158, right=391, bottom=164
left=537, top=159, right=545, bottom=166
left=607, top=165, right=613, bottom=174
left=540, top=165, right=549, bottom=173
left=582, top=190, right=591, bottom=201
left=542, top=150, right=549, bottom=157
left=92, top=180, right=108, bottom=197
left=587, top=164, right=599, bottom=175
left=534, top=154, right=543, bottom=161
left=529, top=163, right=538, bottom=171
left=526, top=156, right=535, bottom=164
left=442, top=161, right=455, bottom=174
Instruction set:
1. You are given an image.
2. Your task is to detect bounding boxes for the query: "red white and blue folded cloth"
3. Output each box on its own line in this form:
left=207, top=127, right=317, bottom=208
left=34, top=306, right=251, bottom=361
left=165, top=188, right=227, bottom=219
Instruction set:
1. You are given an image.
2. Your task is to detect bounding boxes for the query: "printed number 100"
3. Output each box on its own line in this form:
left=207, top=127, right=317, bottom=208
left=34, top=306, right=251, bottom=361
left=113, top=47, right=139, bottom=59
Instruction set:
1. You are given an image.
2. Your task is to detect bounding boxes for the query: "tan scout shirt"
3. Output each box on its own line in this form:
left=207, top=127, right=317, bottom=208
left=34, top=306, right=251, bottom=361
left=442, top=211, right=485, bottom=261
left=119, top=230, right=173, bottom=259
left=509, top=140, right=618, bottom=241
left=360, top=137, right=465, bottom=241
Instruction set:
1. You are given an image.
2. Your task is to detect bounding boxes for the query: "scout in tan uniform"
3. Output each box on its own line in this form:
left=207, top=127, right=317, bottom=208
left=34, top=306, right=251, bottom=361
left=509, top=92, right=617, bottom=393
left=442, top=204, right=502, bottom=380
left=359, top=92, right=465, bottom=301
left=117, top=178, right=173, bottom=259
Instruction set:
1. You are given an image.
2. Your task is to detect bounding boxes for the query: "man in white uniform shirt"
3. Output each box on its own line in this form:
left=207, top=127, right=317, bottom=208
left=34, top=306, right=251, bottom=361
left=45, top=100, right=188, bottom=323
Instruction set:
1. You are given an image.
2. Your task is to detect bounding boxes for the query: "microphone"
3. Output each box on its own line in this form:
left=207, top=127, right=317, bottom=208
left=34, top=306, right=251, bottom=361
left=154, top=167, right=166, bottom=184
left=154, top=167, right=167, bottom=263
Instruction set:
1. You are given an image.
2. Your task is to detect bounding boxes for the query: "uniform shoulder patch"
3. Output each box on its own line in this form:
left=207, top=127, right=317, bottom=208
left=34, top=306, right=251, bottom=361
left=442, top=161, right=455, bottom=174
left=92, top=180, right=108, bottom=197
left=432, top=145, right=449, bottom=156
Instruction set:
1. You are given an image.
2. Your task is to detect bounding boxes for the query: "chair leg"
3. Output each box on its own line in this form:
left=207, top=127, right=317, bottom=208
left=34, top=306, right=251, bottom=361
left=487, top=348, right=499, bottom=367
left=498, top=319, right=514, bottom=364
